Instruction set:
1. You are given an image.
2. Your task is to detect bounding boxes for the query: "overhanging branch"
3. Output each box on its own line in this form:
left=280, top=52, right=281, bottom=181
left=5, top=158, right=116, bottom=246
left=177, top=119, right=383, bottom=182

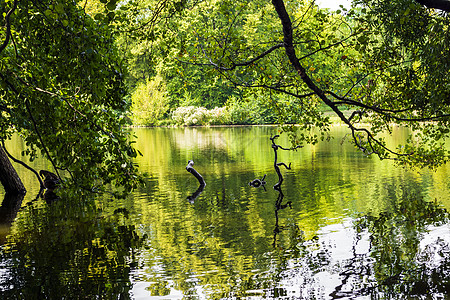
left=271, top=0, right=413, bottom=159
left=327, top=90, right=450, bottom=122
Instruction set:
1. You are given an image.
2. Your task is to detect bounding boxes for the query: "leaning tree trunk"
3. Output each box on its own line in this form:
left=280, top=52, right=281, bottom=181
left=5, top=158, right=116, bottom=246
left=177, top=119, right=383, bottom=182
left=0, top=145, right=26, bottom=195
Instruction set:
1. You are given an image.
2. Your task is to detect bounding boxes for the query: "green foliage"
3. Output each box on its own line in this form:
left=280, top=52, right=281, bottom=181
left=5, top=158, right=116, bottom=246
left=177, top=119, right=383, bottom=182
left=348, top=0, right=450, bottom=167
left=0, top=0, right=142, bottom=194
left=3, top=0, right=446, bottom=179
left=168, top=0, right=355, bottom=131
left=131, top=76, right=169, bottom=126
left=171, top=94, right=282, bottom=126
left=111, top=0, right=241, bottom=112
left=163, top=62, right=239, bottom=110
left=226, top=96, right=276, bottom=125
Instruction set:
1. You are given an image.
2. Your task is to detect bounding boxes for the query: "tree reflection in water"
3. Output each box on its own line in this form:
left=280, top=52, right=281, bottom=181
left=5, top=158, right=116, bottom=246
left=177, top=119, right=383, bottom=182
left=251, top=136, right=450, bottom=299
left=268, top=135, right=299, bottom=248
left=0, top=193, right=24, bottom=245
left=0, top=195, right=146, bottom=299
left=357, top=187, right=450, bottom=297
left=269, top=184, right=450, bottom=299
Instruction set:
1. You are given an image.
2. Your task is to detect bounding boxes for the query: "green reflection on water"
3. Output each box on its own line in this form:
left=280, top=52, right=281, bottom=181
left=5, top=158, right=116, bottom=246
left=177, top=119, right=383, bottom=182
left=0, top=126, right=449, bottom=299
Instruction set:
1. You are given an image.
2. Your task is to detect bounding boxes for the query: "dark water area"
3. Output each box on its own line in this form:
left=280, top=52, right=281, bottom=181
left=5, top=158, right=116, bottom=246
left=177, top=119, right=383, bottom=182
left=0, top=126, right=449, bottom=299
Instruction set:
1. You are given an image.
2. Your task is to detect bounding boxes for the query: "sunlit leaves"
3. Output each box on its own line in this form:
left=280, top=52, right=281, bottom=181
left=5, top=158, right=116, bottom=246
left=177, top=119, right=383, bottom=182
left=130, top=75, right=170, bottom=126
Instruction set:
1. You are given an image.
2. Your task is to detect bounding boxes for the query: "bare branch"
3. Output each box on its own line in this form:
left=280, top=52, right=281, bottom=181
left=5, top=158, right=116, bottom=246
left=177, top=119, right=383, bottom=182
left=180, top=43, right=284, bottom=71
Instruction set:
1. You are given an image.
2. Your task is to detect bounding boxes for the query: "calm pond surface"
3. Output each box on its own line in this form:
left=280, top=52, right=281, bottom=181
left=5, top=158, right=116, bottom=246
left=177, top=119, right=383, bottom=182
left=0, top=126, right=449, bottom=299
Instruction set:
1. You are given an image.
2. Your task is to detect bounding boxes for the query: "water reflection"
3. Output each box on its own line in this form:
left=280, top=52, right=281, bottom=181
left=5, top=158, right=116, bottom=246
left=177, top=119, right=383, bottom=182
left=0, top=126, right=448, bottom=299
left=269, top=135, right=299, bottom=248
left=0, top=193, right=24, bottom=245
left=0, top=196, right=145, bottom=299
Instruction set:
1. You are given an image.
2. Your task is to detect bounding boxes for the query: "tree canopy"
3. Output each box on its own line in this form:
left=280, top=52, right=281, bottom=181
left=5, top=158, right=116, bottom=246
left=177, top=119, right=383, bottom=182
left=174, top=0, right=450, bottom=167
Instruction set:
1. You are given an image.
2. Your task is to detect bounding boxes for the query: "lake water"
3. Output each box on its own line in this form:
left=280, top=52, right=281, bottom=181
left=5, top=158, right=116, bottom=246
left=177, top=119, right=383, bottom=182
left=0, top=126, right=449, bottom=299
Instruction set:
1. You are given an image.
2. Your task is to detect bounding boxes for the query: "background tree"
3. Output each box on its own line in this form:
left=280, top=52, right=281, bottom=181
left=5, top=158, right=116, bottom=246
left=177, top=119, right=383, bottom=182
left=0, top=0, right=141, bottom=195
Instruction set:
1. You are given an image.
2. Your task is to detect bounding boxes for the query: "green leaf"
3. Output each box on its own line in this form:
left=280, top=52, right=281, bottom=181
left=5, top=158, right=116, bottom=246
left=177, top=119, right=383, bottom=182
left=107, top=0, right=117, bottom=11
left=55, top=3, right=64, bottom=14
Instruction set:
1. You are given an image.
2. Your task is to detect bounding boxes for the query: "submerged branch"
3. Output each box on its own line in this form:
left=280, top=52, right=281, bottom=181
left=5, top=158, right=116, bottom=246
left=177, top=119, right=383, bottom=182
left=270, top=135, right=295, bottom=248
left=270, top=135, right=301, bottom=190
left=186, top=160, right=206, bottom=187
left=186, top=160, right=205, bottom=203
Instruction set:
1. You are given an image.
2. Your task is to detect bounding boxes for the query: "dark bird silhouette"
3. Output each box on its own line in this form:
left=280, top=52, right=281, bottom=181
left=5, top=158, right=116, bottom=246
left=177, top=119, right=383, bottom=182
left=249, top=174, right=266, bottom=188
left=39, top=170, right=60, bottom=190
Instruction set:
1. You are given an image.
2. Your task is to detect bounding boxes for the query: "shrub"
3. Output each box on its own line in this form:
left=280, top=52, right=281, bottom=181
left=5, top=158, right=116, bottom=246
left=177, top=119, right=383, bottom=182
left=171, top=106, right=231, bottom=126
left=226, top=96, right=276, bottom=125
left=172, top=106, right=199, bottom=125
left=208, top=107, right=231, bottom=125
left=131, top=76, right=169, bottom=126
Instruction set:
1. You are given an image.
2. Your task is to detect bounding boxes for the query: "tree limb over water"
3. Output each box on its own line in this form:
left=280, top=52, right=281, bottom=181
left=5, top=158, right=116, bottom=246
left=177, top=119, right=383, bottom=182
left=0, top=0, right=142, bottom=195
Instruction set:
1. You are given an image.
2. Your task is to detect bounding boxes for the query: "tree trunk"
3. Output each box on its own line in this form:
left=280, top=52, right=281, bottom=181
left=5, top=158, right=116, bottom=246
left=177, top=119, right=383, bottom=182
left=0, top=144, right=26, bottom=195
